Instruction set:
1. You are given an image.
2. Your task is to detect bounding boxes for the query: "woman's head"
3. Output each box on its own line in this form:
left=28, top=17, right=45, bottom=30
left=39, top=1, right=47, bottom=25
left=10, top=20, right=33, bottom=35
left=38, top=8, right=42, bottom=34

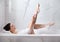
left=3, top=23, right=16, bottom=32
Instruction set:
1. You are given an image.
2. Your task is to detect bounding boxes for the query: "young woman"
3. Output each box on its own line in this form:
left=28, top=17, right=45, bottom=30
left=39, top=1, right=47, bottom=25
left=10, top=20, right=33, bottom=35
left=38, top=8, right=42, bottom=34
left=3, top=4, right=54, bottom=34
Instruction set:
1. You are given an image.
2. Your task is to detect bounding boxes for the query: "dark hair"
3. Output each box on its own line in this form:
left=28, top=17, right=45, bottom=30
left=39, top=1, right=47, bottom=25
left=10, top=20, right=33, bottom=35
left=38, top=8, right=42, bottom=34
left=3, top=23, right=11, bottom=31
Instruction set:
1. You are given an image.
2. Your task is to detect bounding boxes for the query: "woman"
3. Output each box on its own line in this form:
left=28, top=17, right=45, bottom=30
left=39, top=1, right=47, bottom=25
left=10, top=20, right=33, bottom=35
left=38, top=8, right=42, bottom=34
left=3, top=4, right=54, bottom=34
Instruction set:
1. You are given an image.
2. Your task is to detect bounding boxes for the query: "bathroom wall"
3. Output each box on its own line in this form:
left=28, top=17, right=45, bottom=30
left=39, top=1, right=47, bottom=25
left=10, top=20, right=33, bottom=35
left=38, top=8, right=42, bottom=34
left=10, top=0, right=60, bottom=31
left=0, top=0, right=5, bottom=32
left=5, top=0, right=16, bottom=24
left=0, top=0, right=60, bottom=32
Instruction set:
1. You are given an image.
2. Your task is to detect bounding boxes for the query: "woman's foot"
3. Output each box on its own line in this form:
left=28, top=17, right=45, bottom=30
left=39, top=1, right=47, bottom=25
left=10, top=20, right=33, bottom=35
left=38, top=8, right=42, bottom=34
left=48, top=22, right=55, bottom=26
left=34, top=3, right=40, bottom=15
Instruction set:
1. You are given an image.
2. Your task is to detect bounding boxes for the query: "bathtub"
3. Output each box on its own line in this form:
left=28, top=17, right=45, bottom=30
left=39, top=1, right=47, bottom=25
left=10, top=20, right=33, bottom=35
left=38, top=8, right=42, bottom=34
left=0, top=34, right=60, bottom=42
left=1, top=26, right=60, bottom=36
left=1, top=27, right=60, bottom=36
left=0, top=26, right=60, bottom=42
left=0, top=30, right=60, bottom=42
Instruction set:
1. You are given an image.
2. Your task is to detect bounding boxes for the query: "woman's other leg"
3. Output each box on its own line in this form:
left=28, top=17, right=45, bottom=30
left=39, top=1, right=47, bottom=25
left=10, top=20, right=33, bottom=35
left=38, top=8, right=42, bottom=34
left=34, top=22, right=55, bottom=29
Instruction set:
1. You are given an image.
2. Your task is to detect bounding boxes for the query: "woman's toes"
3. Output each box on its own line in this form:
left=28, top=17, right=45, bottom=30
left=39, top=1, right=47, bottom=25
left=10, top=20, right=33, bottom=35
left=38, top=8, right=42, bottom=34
left=48, top=22, right=55, bottom=26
